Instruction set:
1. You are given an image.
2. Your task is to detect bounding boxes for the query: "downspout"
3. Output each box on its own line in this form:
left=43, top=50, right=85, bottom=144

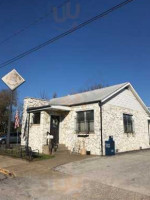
left=27, top=112, right=30, bottom=150
left=99, top=101, right=103, bottom=156
left=148, top=120, right=150, bottom=145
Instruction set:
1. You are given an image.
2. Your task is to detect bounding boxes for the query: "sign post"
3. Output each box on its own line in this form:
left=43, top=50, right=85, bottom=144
left=1, top=69, right=25, bottom=147
left=7, top=90, right=13, bottom=147
left=14, top=110, right=20, bottom=145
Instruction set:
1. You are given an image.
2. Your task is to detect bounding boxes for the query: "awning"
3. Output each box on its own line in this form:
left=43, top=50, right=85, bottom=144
left=27, top=105, right=71, bottom=113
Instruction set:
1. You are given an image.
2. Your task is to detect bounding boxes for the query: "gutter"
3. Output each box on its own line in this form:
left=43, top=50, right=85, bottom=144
left=27, top=105, right=51, bottom=113
left=148, top=120, right=150, bottom=145
left=99, top=101, right=103, bottom=156
left=27, top=112, right=30, bottom=150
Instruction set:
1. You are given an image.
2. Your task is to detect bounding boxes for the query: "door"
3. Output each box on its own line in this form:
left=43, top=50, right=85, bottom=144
left=50, top=116, right=60, bottom=144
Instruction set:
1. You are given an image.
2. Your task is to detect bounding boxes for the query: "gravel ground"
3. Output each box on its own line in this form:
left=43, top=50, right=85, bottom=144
left=0, top=175, right=150, bottom=200
left=0, top=151, right=150, bottom=200
left=0, top=173, right=7, bottom=181
left=56, top=151, right=150, bottom=197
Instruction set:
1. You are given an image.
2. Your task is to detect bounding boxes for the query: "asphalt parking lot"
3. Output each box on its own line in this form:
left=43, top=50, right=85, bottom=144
left=56, top=150, right=150, bottom=197
left=0, top=150, right=150, bottom=200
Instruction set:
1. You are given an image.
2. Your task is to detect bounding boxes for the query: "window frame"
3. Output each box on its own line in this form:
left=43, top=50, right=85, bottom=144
left=32, top=112, right=41, bottom=125
left=123, top=114, right=134, bottom=133
left=76, top=110, right=94, bottom=134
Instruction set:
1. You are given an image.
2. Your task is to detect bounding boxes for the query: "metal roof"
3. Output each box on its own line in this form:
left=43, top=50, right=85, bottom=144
left=26, top=82, right=150, bottom=115
left=49, top=82, right=129, bottom=106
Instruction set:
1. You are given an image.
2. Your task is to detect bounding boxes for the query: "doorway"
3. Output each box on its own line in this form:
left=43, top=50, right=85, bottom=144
left=50, top=115, right=60, bottom=145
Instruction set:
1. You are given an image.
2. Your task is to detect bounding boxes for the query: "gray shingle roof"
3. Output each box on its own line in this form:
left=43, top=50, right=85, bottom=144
left=49, top=82, right=128, bottom=106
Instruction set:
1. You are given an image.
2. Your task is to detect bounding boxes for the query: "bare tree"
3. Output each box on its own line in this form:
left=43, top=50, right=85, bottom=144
left=70, top=83, right=107, bottom=95
left=39, top=90, right=49, bottom=100
left=39, top=91, right=58, bottom=100
left=52, top=92, right=57, bottom=98
left=0, top=89, right=18, bottom=134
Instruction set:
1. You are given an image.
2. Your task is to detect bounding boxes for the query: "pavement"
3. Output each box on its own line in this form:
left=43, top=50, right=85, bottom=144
left=56, top=150, right=150, bottom=198
left=0, top=151, right=150, bottom=200
left=0, top=173, right=6, bottom=181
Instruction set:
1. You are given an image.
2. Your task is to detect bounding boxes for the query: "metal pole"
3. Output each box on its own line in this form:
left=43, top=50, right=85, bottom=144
left=6, top=90, right=13, bottom=147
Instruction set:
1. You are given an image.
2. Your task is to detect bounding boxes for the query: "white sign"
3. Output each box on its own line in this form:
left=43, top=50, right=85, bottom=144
left=47, top=135, right=54, bottom=139
left=2, top=69, right=25, bottom=90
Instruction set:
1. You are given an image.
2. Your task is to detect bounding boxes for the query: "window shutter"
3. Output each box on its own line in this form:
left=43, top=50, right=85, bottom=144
left=132, top=118, right=135, bottom=133
left=123, top=114, right=127, bottom=133
left=74, top=113, right=78, bottom=133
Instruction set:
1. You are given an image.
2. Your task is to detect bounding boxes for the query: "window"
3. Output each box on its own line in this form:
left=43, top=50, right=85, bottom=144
left=33, top=112, right=40, bottom=124
left=123, top=114, right=134, bottom=133
left=76, top=110, right=94, bottom=133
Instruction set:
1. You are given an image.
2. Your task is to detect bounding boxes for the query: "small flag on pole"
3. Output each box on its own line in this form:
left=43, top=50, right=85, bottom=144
left=14, top=110, right=20, bottom=129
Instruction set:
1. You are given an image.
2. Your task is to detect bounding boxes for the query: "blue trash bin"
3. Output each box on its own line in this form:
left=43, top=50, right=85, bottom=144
left=105, top=136, right=115, bottom=156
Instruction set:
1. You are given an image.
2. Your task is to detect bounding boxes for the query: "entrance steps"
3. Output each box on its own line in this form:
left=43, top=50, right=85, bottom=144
left=55, top=144, right=70, bottom=154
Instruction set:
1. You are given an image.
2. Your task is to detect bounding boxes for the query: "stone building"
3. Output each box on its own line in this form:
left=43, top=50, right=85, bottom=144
left=21, top=82, right=150, bottom=155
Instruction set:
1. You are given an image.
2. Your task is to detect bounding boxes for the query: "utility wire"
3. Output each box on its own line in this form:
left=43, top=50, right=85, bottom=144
left=0, top=0, right=135, bottom=69
left=0, top=0, right=70, bottom=46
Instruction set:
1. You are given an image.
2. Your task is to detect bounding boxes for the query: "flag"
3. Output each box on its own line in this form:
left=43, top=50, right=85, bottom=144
left=14, top=110, right=20, bottom=129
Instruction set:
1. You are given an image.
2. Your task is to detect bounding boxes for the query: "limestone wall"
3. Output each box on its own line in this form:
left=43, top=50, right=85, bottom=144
left=102, top=89, right=150, bottom=154
left=59, top=103, right=101, bottom=155
left=28, top=111, right=50, bottom=152
left=21, top=98, right=49, bottom=152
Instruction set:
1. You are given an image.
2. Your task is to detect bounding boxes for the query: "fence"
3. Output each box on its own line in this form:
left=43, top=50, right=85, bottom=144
left=0, top=144, right=39, bottom=161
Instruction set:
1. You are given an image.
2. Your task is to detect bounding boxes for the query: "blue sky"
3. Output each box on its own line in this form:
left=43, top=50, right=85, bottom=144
left=0, top=0, right=149, bottom=105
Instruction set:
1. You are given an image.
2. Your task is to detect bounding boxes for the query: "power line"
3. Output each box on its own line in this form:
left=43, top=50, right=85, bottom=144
left=0, top=0, right=135, bottom=69
left=0, top=0, right=70, bottom=46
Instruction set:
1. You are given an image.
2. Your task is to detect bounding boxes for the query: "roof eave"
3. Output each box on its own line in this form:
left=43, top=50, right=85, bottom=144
left=27, top=105, right=71, bottom=113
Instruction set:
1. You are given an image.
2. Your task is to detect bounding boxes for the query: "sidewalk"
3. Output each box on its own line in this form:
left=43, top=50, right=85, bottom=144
left=0, top=152, right=90, bottom=177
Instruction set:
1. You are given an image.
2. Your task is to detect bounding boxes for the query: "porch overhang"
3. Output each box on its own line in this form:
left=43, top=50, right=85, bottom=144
left=27, top=105, right=71, bottom=113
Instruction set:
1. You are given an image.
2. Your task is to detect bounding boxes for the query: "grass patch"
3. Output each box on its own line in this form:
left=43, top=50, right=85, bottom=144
left=0, top=145, right=54, bottom=161
left=32, top=154, right=54, bottom=161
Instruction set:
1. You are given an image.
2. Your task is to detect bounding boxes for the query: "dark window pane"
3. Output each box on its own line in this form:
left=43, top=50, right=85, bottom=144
left=123, top=114, right=133, bottom=133
left=86, top=110, right=94, bottom=121
left=77, top=112, right=84, bottom=122
left=33, top=112, right=40, bottom=124
left=76, top=110, right=94, bottom=133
